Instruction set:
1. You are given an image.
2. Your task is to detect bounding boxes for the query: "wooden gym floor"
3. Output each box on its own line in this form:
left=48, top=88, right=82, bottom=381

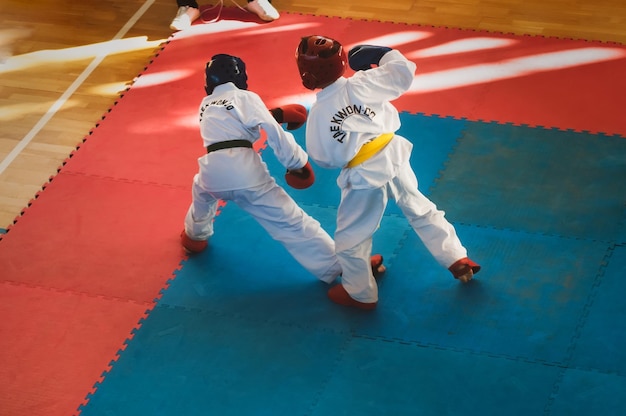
left=1, top=0, right=625, bottom=231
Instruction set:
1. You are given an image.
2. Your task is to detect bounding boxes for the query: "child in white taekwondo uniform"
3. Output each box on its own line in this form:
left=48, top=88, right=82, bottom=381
left=295, top=36, right=481, bottom=310
left=180, top=53, right=349, bottom=283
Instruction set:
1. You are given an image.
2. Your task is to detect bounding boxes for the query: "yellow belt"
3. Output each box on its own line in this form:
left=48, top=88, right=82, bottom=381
left=345, top=133, right=394, bottom=168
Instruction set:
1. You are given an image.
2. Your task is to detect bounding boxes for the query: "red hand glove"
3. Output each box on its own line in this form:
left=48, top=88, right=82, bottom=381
left=270, top=104, right=308, bottom=130
left=285, top=161, right=315, bottom=189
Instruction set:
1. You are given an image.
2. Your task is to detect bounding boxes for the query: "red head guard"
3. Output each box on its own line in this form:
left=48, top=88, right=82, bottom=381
left=295, top=35, right=347, bottom=90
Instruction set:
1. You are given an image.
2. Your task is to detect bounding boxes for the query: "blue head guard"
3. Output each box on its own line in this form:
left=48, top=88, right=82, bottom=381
left=204, top=54, right=248, bottom=94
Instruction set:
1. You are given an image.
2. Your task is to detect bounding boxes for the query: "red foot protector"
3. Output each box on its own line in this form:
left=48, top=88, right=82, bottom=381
left=327, top=284, right=377, bottom=310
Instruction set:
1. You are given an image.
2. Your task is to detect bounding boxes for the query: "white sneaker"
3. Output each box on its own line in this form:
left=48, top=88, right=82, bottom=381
left=245, top=0, right=279, bottom=21
left=169, top=6, right=201, bottom=31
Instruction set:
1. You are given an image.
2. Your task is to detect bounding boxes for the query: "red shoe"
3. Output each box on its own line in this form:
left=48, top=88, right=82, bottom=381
left=449, top=257, right=481, bottom=283
left=328, top=284, right=377, bottom=310
left=371, top=254, right=386, bottom=278
left=180, top=230, right=208, bottom=254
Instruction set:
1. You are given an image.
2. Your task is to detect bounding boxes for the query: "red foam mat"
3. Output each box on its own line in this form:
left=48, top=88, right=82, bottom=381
left=0, top=172, right=189, bottom=302
left=164, top=9, right=626, bottom=136
left=0, top=282, right=149, bottom=416
left=62, top=11, right=626, bottom=188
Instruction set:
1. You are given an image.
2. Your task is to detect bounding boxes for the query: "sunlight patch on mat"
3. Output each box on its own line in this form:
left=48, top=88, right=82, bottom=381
left=171, top=113, right=201, bottom=130
left=407, top=37, right=517, bottom=58
left=241, top=22, right=323, bottom=36
left=128, top=69, right=195, bottom=89
left=267, top=92, right=317, bottom=109
left=267, top=45, right=625, bottom=109
left=408, top=47, right=626, bottom=93
left=346, top=31, right=433, bottom=49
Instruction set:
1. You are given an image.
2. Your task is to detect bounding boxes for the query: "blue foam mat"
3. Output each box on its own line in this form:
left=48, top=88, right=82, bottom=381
left=430, top=122, right=626, bottom=242
left=570, top=244, right=626, bottom=375
left=80, top=307, right=347, bottom=416
left=79, top=113, right=626, bottom=415
left=160, top=203, right=411, bottom=332
left=313, top=336, right=559, bottom=416
left=551, top=368, right=626, bottom=416
left=355, top=225, right=610, bottom=364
